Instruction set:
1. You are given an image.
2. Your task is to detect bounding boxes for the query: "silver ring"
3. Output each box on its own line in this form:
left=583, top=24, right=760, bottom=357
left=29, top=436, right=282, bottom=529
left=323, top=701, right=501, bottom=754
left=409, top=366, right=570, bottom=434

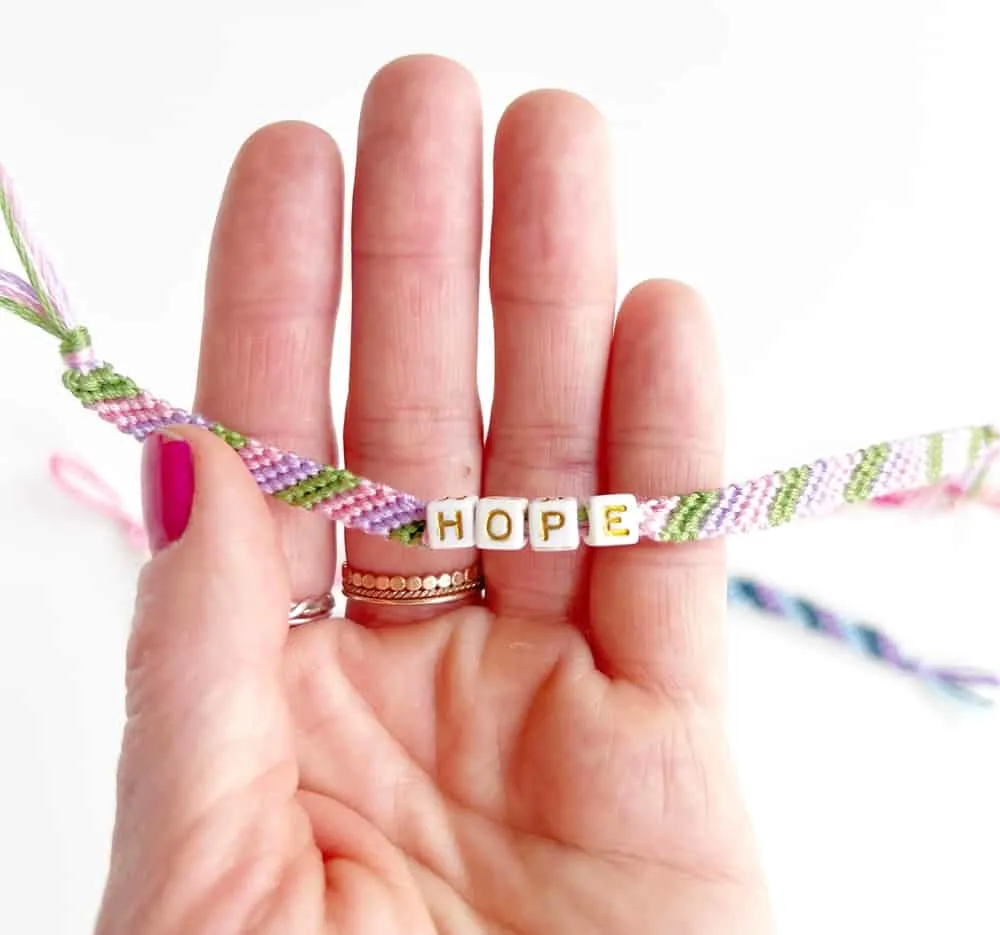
left=288, top=592, right=336, bottom=627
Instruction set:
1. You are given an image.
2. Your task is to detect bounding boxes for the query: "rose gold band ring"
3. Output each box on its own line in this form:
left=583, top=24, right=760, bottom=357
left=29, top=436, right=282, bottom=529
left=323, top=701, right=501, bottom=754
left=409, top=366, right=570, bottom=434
left=341, top=561, right=483, bottom=606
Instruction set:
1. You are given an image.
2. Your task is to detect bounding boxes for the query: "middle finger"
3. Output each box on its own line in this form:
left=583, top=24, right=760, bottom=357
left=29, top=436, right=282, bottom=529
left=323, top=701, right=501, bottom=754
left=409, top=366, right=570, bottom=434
left=343, top=56, right=484, bottom=624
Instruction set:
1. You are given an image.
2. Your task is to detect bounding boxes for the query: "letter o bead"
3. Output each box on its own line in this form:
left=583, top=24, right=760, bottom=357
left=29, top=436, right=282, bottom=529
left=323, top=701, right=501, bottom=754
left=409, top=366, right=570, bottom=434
left=425, top=496, right=478, bottom=549
left=475, top=497, right=528, bottom=550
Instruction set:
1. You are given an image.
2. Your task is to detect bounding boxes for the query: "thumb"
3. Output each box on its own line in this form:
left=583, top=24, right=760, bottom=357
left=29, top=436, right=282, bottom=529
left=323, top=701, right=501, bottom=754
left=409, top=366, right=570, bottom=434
left=111, top=427, right=297, bottom=870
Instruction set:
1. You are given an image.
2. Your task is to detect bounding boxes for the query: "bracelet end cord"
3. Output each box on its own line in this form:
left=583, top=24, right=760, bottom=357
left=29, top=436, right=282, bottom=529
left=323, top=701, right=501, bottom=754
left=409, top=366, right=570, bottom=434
left=2, top=161, right=1000, bottom=549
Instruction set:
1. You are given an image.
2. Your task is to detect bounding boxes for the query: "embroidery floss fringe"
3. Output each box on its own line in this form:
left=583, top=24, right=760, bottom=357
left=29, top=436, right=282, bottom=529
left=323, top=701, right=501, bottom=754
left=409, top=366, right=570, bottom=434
left=2, top=162, right=999, bottom=548
left=49, top=452, right=998, bottom=706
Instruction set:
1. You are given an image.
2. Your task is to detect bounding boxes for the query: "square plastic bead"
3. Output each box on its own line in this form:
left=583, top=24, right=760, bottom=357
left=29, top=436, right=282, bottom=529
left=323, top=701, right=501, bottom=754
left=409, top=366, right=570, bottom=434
left=528, top=498, right=580, bottom=551
left=425, top=496, right=478, bottom=549
left=585, top=494, right=640, bottom=546
left=475, top=497, right=528, bottom=550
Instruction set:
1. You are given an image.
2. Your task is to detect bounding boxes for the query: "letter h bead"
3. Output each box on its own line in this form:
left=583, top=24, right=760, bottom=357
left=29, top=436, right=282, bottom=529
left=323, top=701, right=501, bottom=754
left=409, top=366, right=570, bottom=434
left=425, top=496, right=478, bottom=549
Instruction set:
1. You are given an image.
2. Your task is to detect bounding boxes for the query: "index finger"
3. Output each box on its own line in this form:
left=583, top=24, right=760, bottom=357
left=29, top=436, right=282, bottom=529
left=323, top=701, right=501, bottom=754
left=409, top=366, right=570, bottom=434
left=197, top=122, right=345, bottom=601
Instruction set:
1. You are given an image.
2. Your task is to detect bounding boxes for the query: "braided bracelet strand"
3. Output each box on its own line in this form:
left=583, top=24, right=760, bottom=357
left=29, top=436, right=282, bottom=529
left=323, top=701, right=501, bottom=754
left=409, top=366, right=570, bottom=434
left=2, top=163, right=998, bottom=549
left=727, top=578, right=998, bottom=706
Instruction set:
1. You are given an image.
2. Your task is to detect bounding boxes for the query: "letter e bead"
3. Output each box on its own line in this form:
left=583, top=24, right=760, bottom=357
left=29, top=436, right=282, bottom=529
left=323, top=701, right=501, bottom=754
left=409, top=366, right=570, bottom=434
left=426, top=497, right=478, bottom=549
left=528, top=498, right=580, bottom=551
left=475, top=497, right=528, bottom=550
left=585, top=494, right=640, bottom=546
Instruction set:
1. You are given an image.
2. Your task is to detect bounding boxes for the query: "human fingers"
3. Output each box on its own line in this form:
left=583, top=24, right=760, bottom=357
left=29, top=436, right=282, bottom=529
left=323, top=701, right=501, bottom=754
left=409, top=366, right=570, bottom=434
left=96, top=427, right=312, bottom=931
left=343, top=55, right=483, bottom=625
left=197, top=121, right=344, bottom=602
left=590, top=280, right=728, bottom=706
left=482, top=91, right=616, bottom=620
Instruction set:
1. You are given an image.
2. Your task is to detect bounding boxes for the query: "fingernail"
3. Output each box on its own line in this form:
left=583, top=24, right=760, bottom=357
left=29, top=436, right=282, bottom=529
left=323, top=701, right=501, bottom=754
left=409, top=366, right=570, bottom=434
left=142, top=432, right=194, bottom=553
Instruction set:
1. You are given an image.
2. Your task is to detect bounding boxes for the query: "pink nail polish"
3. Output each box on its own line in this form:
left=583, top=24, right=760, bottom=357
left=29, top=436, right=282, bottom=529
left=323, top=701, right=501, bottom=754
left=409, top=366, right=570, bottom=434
left=142, top=433, right=194, bottom=553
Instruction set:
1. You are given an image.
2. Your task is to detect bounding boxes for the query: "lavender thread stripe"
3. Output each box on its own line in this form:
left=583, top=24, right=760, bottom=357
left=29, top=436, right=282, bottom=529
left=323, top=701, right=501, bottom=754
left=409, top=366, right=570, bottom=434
left=247, top=452, right=326, bottom=494
left=793, top=458, right=830, bottom=519
left=868, top=437, right=927, bottom=500
left=701, top=483, right=740, bottom=537
left=0, top=270, right=44, bottom=313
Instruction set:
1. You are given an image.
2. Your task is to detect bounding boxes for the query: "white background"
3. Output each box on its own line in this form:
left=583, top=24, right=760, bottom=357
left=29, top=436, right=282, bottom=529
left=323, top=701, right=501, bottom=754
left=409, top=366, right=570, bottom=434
left=1, top=1, right=999, bottom=932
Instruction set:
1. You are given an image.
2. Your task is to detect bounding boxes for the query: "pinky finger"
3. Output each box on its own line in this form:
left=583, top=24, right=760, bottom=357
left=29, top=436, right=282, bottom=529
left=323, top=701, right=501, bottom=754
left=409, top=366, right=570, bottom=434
left=589, top=280, right=728, bottom=707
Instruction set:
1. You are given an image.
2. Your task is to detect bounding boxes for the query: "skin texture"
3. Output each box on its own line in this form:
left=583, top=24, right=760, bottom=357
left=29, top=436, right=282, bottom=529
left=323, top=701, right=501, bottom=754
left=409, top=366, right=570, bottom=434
left=95, top=55, right=775, bottom=935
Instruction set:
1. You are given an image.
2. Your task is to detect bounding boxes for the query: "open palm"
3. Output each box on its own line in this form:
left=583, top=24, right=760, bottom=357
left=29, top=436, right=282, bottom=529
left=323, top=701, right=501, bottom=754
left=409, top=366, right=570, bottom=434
left=96, top=56, right=772, bottom=934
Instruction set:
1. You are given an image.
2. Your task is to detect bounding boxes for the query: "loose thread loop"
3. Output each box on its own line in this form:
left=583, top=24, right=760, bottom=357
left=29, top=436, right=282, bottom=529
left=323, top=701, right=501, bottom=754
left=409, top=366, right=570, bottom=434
left=49, top=454, right=148, bottom=553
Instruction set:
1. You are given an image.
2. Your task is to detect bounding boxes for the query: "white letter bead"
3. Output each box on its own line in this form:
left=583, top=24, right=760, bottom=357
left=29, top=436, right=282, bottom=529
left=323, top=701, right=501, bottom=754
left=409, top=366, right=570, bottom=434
left=425, top=497, right=478, bottom=549
left=585, top=494, right=640, bottom=546
left=475, top=497, right=528, bottom=550
left=528, top=498, right=580, bottom=551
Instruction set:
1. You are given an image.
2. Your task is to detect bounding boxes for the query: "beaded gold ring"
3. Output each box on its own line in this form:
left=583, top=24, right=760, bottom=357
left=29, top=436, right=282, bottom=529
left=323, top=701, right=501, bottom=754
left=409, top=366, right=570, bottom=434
left=341, top=562, right=483, bottom=605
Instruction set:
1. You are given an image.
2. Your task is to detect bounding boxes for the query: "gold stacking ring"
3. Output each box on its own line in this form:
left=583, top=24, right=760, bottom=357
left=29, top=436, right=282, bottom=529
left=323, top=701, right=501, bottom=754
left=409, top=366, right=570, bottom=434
left=341, top=562, right=483, bottom=606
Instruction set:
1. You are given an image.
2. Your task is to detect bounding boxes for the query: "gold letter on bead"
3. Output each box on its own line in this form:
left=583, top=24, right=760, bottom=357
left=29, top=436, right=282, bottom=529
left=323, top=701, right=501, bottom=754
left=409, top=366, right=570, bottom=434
left=585, top=494, right=640, bottom=546
left=426, top=497, right=478, bottom=549
left=475, top=497, right=528, bottom=550
left=528, top=498, right=580, bottom=551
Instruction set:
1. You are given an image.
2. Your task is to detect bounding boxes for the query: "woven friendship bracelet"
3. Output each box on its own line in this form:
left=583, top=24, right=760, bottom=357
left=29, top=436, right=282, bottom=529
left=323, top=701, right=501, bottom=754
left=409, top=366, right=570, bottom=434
left=2, top=163, right=998, bottom=551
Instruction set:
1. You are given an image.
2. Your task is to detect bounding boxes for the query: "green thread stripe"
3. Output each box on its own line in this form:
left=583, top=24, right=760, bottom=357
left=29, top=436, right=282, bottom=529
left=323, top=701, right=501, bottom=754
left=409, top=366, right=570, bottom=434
left=926, top=432, right=944, bottom=483
left=62, top=363, right=141, bottom=405
left=965, top=426, right=998, bottom=498
left=768, top=465, right=811, bottom=527
left=388, top=520, right=426, bottom=545
left=273, top=466, right=361, bottom=509
left=0, top=188, right=60, bottom=327
left=968, top=425, right=989, bottom=463
left=58, top=326, right=92, bottom=356
left=211, top=424, right=249, bottom=450
left=662, top=490, right=721, bottom=542
left=844, top=442, right=890, bottom=503
left=0, top=296, right=63, bottom=340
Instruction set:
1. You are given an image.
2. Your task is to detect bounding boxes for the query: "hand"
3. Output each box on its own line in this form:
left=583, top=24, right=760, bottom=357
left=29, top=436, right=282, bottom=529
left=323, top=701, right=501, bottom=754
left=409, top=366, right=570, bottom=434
left=95, top=55, right=773, bottom=935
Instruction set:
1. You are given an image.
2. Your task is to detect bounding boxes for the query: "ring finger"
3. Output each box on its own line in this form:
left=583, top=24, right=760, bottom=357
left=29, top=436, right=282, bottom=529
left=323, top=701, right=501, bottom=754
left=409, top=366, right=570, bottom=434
left=483, top=91, right=617, bottom=621
left=343, top=56, right=484, bottom=624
